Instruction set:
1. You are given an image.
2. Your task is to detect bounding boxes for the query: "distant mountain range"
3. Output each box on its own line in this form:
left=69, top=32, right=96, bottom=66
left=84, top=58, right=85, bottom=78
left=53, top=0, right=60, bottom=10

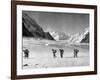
left=50, top=32, right=71, bottom=41
left=50, top=28, right=89, bottom=43
left=22, top=13, right=55, bottom=40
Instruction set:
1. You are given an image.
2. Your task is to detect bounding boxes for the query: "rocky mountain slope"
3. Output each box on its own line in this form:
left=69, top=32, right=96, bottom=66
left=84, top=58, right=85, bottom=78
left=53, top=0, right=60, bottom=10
left=22, top=13, right=55, bottom=40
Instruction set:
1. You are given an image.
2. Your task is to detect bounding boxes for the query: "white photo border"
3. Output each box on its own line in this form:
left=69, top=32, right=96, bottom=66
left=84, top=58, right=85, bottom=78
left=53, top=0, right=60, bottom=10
left=17, top=5, right=95, bottom=76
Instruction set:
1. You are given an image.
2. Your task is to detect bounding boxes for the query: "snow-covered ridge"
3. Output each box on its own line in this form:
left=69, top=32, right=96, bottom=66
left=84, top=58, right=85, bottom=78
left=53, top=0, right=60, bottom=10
left=50, top=27, right=89, bottom=43
left=50, top=32, right=71, bottom=41
left=69, top=27, right=89, bottom=43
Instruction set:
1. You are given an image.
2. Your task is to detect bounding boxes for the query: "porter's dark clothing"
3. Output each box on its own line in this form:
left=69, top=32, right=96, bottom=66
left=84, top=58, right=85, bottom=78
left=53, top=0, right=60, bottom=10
left=59, top=49, right=64, bottom=58
left=24, top=49, right=29, bottom=58
left=52, top=49, right=57, bottom=58
left=74, top=49, right=79, bottom=58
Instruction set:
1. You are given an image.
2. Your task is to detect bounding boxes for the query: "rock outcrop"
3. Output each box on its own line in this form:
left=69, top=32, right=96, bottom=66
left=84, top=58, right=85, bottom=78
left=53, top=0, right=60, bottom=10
left=81, top=32, right=89, bottom=43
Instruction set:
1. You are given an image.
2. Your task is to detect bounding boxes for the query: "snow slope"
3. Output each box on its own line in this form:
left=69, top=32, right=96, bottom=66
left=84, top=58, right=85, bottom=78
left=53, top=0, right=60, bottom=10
left=22, top=37, right=89, bottom=69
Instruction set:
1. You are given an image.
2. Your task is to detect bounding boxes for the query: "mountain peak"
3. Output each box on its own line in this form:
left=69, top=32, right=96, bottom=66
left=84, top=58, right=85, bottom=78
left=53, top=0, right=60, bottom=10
left=68, top=27, right=89, bottom=43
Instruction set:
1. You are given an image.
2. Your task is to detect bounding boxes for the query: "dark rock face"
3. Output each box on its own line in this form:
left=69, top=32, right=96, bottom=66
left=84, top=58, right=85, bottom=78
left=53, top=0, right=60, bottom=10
left=81, top=32, right=89, bottom=43
left=22, top=13, right=55, bottom=40
left=22, top=22, right=33, bottom=37
left=45, top=32, right=55, bottom=40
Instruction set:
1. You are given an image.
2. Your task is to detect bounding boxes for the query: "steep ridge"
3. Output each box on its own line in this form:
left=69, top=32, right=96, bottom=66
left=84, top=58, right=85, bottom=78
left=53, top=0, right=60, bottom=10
left=81, top=32, right=89, bottom=43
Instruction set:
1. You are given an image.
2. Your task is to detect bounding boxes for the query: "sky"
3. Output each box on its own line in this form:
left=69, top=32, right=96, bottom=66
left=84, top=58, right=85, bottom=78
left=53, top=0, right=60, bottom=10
left=23, top=11, right=89, bottom=35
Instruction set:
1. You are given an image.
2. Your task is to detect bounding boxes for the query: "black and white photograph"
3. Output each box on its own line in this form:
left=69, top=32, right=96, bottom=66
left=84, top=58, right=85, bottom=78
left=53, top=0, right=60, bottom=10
left=11, top=1, right=97, bottom=79
left=22, top=11, right=90, bottom=69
